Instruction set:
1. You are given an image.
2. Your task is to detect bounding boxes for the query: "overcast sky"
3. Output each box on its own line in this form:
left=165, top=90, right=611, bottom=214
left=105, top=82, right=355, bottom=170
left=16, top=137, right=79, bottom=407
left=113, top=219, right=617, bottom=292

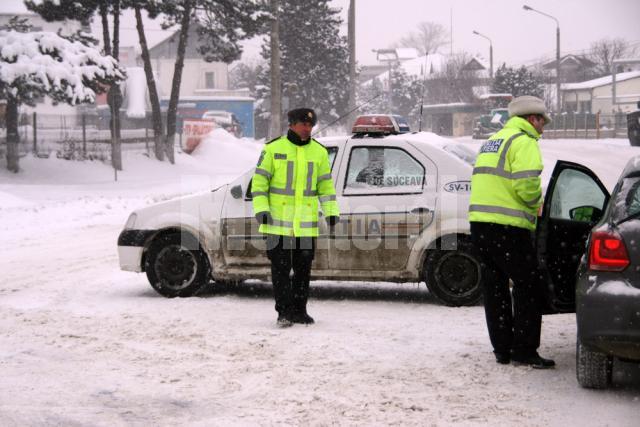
left=2, top=0, right=639, bottom=69
left=330, top=0, right=640, bottom=67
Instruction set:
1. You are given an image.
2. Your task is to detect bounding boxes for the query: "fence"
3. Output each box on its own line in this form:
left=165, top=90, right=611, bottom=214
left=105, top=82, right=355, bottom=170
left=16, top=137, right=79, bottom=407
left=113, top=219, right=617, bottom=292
left=0, top=111, right=183, bottom=164
left=542, top=111, right=629, bottom=139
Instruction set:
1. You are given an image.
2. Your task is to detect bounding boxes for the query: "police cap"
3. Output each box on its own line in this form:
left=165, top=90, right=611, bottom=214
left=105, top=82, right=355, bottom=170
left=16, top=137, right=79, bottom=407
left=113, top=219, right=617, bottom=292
left=287, top=108, right=317, bottom=126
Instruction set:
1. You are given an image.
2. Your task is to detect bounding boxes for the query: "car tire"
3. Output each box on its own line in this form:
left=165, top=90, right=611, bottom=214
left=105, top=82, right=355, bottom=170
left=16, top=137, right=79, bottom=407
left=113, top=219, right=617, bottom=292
left=145, top=232, right=210, bottom=298
left=424, top=241, right=483, bottom=307
left=576, top=340, right=612, bottom=389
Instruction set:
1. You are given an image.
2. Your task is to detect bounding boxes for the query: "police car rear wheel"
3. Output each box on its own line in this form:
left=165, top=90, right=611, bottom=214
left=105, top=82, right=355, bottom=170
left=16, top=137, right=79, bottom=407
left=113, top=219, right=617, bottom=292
left=145, top=232, right=210, bottom=298
left=425, top=248, right=483, bottom=307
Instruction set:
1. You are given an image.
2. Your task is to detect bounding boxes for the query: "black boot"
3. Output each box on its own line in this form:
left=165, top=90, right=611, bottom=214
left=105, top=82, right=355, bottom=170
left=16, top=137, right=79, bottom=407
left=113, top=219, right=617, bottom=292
left=511, top=352, right=555, bottom=369
left=290, top=310, right=314, bottom=324
left=494, top=351, right=511, bottom=365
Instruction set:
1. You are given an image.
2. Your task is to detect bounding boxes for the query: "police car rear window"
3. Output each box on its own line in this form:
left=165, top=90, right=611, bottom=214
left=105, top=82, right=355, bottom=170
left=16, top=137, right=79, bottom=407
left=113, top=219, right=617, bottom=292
left=615, top=177, right=640, bottom=218
left=443, top=144, right=477, bottom=166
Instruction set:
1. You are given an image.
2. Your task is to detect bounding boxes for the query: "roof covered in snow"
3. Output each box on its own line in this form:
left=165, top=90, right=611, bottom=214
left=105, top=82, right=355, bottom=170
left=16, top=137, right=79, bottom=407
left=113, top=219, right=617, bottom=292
left=562, top=70, right=640, bottom=90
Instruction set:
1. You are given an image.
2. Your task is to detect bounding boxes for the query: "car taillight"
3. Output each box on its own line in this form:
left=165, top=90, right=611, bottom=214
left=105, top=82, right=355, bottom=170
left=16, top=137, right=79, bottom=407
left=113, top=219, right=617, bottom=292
left=588, top=230, right=630, bottom=272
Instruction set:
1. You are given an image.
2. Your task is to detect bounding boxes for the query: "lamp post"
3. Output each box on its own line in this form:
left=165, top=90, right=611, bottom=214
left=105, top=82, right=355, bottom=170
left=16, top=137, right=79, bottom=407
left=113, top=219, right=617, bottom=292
left=472, top=30, right=493, bottom=79
left=523, top=4, right=561, bottom=113
left=373, top=48, right=398, bottom=113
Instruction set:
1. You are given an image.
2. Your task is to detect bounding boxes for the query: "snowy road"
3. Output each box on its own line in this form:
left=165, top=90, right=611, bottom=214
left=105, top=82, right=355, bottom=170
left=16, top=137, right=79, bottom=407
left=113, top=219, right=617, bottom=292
left=1, top=136, right=640, bottom=425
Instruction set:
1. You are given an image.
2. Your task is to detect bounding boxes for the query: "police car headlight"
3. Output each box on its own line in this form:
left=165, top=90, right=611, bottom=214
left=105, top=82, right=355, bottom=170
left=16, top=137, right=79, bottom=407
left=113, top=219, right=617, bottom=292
left=124, top=213, right=137, bottom=230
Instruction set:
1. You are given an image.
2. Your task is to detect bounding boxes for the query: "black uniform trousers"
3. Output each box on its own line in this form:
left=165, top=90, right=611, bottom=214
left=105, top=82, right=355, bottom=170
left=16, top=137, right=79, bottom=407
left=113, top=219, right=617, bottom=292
left=470, top=221, right=544, bottom=356
left=265, top=235, right=315, bottom=316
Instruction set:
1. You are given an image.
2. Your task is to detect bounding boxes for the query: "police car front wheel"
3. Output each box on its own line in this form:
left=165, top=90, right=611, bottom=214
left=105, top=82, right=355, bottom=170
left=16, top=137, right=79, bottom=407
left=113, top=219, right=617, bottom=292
left=425, top=247, right=483, bottom=307
left=145, top=232, right=210, bottom=298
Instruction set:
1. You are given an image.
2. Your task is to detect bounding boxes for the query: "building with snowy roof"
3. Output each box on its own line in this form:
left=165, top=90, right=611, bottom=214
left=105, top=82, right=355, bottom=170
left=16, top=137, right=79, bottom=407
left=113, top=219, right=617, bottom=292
left=561, top=70, right=640, bottom=114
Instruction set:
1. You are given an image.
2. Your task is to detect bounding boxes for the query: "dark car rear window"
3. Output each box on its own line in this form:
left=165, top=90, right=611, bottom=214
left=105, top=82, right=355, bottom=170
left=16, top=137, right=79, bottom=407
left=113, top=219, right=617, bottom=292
left=612, top=177, right=640, bottom=219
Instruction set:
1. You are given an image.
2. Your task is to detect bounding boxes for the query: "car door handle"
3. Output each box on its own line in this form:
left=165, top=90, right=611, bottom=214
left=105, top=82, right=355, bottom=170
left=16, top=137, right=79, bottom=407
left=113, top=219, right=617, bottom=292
left=411, top=207, right=432, bottom=214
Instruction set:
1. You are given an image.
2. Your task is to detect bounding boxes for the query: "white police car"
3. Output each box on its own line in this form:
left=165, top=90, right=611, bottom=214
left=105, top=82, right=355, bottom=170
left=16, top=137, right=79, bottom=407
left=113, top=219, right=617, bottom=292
left=118, top=115, right=481, bottom=306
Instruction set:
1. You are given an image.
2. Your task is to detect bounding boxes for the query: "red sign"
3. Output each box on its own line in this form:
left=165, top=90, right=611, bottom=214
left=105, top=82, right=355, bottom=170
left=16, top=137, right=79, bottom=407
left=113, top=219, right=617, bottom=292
left=182, top=119, right=217, bottom=153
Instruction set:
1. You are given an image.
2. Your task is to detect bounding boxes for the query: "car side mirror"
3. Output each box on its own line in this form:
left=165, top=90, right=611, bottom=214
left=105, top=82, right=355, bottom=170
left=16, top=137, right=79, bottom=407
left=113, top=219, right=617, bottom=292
left=569, top=205, right=603, bottom=223
left=230, top=185, right=243, bottom=199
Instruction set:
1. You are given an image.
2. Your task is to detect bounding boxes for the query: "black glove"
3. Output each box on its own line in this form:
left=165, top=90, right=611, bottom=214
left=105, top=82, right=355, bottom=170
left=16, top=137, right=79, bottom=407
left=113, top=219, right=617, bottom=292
left=255, top=211, right=273, bottom=225
left=326, top=216, right=339, bottom=226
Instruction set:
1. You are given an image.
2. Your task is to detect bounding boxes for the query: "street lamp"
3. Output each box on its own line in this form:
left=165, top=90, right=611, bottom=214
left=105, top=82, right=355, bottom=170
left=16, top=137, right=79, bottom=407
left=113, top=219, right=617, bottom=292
left=523, top=4, right=561, bottom=112
left=373, top=48, right=398, bottom=113
left=472, top=30, right=493, bottom=79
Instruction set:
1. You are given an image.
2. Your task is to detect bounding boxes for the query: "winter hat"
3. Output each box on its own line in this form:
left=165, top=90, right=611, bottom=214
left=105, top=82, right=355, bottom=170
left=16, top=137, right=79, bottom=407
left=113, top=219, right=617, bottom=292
left=287, top=108, right=317, bottom=126
left=508, top=96, right=551, bottom=124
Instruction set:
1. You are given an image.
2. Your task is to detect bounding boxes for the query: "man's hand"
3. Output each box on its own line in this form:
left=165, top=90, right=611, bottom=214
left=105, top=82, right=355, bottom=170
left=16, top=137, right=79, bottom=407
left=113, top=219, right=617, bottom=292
left=326, top=216, right=339, bottom=227
left=255, top=211, right=273, bottom=225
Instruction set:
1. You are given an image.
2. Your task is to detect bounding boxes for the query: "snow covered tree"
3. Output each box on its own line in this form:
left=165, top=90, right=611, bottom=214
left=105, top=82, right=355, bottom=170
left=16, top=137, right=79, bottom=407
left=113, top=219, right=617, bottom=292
left=26, top=0, right=127, bottom=170
left=0, top=29, right=125, bottom=172
left=257, top=0, right=350, bottom=138
left=229, top=61, right=266, bottom=93
left=491, top=64, right=544, bottom=99
left=357, top=63, right=424, bottom=128
left=357, top=77, right=390, bottom=115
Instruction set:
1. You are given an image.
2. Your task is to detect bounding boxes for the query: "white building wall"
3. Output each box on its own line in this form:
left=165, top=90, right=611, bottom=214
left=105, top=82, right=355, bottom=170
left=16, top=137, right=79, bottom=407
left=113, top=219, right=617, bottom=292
left=592, top=77, right=640, bottom=113
left=155, top=58, right=228, bottom=98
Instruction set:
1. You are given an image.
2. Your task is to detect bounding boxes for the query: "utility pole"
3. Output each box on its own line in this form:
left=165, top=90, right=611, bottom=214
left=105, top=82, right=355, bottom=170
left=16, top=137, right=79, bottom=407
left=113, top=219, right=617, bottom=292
left=348, top=0, right=356, bottom=125
left=269, top=0, right=282, bottom=139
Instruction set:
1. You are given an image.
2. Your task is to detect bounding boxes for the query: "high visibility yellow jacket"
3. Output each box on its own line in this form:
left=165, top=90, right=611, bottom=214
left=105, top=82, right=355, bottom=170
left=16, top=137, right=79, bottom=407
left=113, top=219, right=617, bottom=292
left=468, top=116, right=543, bottom=230
left=252, top=134, right=340, bottom=237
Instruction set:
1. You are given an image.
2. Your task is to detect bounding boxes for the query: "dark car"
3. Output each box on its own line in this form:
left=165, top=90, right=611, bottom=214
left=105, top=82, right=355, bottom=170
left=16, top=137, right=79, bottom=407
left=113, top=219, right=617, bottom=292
left=573, top=156, right=640, bottom=388
left=628, top=101, right=640, bottom=147
left=533, top=156, right=640, bottom=389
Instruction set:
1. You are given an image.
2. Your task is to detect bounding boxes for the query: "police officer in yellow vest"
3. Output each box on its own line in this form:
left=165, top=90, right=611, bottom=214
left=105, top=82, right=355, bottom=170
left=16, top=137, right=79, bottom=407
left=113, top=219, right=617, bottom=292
left=252, top=108, right=340, bottom=327
left=469, top=96, right=555, bottom=368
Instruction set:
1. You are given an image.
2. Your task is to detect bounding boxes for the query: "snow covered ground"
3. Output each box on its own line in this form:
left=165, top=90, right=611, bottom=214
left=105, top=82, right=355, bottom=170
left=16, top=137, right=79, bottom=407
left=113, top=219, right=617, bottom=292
left=1, top=130, right=640, bottom=426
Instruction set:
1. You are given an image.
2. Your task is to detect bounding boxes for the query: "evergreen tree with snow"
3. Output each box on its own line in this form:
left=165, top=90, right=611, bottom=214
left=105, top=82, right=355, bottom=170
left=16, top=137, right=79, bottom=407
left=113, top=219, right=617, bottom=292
left=356, top=63, right=425, bottom=129
left=357, top=77, right=389, bottom=116
left=492, top=64, right=544, bottom=99
left=257, top=0, right=350, bottom=138
left=0, top=28, right=125, bottom=172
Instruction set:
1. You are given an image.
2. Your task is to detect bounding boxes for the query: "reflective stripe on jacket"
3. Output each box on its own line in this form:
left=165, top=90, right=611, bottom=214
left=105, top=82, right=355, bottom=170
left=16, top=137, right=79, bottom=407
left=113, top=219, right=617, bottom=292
left=468, top=116, right=543, bottom=230
left=252, top=135, right=340, bottom=237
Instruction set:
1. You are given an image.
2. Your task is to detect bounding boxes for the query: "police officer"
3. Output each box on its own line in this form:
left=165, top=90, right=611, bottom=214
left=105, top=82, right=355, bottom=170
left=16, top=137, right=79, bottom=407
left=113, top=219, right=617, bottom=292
left=252, top=108, right=340, bottom=327
left=469, top=95, right=555, bottom=368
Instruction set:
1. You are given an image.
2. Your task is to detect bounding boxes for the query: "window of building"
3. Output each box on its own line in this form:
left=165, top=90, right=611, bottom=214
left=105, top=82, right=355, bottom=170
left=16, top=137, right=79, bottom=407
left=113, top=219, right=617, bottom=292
left=205, top=72, right=215, bottom=89
left=579, top=100, right=592, bottom=113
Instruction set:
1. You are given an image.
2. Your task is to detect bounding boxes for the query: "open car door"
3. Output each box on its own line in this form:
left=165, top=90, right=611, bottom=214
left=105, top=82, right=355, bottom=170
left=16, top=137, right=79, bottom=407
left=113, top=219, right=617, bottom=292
left=537, top=160, right=610, bottom=313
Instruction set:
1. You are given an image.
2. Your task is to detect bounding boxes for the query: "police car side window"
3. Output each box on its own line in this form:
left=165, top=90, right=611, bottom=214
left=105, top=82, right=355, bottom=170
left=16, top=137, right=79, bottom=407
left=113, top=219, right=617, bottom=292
left=345, top=147, right=424, bottom=194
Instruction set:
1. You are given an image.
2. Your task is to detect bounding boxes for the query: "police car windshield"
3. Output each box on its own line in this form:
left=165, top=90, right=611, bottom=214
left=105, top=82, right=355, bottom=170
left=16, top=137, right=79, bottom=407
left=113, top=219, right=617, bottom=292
left=443, top=144, right=477, bottom=166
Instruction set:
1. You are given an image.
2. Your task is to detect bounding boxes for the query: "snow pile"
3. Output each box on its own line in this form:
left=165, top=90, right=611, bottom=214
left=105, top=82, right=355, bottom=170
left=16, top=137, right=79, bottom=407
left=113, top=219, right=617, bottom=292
left=191, top=128, right=262, bottom=174
left=0, top=191, right=31, bottom=209
left=124, top=67, right=147, bottom=119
